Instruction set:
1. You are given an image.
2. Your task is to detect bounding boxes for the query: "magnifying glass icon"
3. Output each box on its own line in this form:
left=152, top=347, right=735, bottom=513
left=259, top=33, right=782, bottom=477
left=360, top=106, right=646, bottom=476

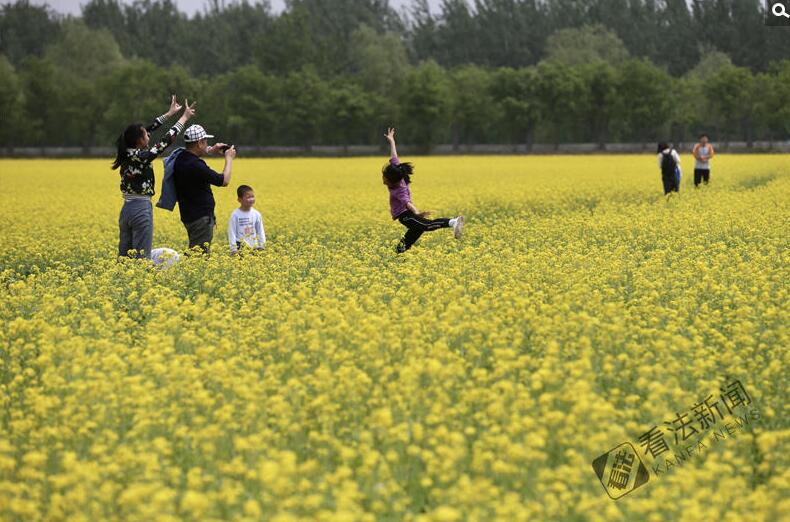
left=773, top=2, right=790, bottom=18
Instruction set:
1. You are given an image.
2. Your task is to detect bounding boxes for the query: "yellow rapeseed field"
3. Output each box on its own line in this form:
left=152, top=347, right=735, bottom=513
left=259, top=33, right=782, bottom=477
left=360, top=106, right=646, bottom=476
left=0, top=155, right=788, bottom=521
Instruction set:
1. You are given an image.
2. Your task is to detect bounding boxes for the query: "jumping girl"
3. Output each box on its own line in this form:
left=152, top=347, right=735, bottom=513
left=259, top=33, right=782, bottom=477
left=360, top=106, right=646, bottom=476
left=382, top=127, right=464, bottom=253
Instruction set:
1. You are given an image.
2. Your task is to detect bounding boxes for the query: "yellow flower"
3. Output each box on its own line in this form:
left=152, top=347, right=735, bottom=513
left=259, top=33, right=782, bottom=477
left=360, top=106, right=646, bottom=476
left=0, top=155, right=787, bottom=520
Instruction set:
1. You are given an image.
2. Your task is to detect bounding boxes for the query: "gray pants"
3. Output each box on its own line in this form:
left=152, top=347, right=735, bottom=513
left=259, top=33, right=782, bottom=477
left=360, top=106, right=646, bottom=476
left=184, top=215, right=215, bottom=254
left=118, top=198, right=153, bottom=258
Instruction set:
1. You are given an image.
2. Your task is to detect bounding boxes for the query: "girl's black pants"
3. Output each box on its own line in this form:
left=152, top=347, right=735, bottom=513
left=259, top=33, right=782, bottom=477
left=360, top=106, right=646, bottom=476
left=396, top=210, right=451, bottom=252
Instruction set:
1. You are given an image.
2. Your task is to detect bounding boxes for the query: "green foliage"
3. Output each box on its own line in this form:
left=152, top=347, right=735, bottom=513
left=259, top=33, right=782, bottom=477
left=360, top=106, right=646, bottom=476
left=282, top=67, right=330, bottom=147
left=707, top=65, right=758, bottom=143
left=398, top=61, right=451, bottom=151
left=448, top=65, right=497, bottom=146
left=762, top=61, right=790, bottom=139
left=45, top=20, right=124, bottom=80
left=544, top=24, right=629, bottom=67
left=349, top=24, right=409, bottom=95
left=219, top=66, right=278, bottom=145
left=2, top=0, right=790, bottom=147
left=99, top=60, right=199, bottom=144
left=579, top=62, right=619, bottom=145
left=534, top=61, right=590, bottom=144
left=17, top=57, right=60, bottom=145
left=0, top=55, right=24, bottom=144
left=327, top=81, right=375, bottom=147
left=614, top=59, right=674, bottom=142
left=489, top=67, right=540, bottom=146
left=686, top=48, right=733, bottom=81
left=0, top=0, right=61, bottom=65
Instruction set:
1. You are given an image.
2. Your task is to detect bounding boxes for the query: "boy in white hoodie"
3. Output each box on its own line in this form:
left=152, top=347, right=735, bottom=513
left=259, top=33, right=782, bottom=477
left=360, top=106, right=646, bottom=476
left=228, top=185, right=266, bottom=254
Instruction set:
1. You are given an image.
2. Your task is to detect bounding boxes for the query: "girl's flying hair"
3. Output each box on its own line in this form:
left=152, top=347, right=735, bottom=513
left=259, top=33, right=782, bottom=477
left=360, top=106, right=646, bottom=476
left=382, top=161, right=414, bottom=188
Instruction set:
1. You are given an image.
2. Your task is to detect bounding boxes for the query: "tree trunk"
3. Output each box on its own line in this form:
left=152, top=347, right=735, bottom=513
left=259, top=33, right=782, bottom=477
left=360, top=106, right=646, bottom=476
left=744, top=118, right=753, bottom=149
left=525, top=126, right=535, bottom=153
left=596, top=119, right=607, bottom=151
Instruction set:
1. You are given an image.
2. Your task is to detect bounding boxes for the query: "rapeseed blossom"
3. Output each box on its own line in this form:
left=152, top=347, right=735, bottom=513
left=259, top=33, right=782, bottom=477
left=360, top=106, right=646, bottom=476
left=0, top=155, right=787, bottom=520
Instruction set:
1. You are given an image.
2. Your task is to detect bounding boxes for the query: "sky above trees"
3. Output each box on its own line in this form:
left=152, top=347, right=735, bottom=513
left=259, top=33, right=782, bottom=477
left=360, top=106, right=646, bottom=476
left=36, top=0, right=432, bottom=16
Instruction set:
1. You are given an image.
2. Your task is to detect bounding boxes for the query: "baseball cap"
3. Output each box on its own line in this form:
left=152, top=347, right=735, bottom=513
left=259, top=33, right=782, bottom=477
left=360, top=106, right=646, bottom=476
left=184, top=124, right=215, bottom=143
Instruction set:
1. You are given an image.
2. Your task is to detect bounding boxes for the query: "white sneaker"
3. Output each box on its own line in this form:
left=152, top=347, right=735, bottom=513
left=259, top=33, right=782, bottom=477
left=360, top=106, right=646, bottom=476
left=453, top=215, right=465, bottom=239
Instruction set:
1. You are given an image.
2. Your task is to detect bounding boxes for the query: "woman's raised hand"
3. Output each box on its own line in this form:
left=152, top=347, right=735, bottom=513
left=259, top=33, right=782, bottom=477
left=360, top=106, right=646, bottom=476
left=181, top=99, right=197, bottom=121
left=167, top=94, right=182, bottom=117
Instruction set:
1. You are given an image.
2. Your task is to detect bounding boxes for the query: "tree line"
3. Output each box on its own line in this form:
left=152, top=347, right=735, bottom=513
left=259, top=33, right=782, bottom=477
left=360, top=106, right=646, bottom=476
left=2, top=0, right=789, bottom=149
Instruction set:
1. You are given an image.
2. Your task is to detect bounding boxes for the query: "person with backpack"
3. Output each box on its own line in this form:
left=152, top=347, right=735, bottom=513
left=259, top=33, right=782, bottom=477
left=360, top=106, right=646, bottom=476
left=657, top=142, right=682, bottom=196
left=172, top=125, right=236, bottom=254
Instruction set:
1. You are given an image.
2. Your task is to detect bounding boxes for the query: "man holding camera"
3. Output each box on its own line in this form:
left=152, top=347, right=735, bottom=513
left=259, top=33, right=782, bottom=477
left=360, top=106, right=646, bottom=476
left=173, top=124, right=236, bottom=254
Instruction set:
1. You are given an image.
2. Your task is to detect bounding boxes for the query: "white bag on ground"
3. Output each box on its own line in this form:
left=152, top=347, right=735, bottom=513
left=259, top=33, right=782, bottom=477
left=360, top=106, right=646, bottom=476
left=150, top=247, right=180, bottom=269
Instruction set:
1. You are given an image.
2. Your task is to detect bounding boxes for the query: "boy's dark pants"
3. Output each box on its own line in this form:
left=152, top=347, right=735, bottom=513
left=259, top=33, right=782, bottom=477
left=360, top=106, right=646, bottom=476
left=118, top=198, right=153, bottom=258
left=184, top=214, right=215, bottom=254
left=396, top=210, right=450, bottom=252
left=694, top=168, right=710, bottom=186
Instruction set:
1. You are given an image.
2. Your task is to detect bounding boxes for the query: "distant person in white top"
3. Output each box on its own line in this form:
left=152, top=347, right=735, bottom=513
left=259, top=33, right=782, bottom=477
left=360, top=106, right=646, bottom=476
left=657, top=142, right=681, bottom=196
left=228, top=185, right=266, bottom=254
left=692, top=134, right=715, bottom=187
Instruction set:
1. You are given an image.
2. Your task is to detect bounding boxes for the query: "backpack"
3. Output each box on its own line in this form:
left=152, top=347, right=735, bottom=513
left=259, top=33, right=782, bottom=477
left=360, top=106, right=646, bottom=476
left=156, top=147, right=185, bottom=211
left=660, top=150, right=676, bottom=176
